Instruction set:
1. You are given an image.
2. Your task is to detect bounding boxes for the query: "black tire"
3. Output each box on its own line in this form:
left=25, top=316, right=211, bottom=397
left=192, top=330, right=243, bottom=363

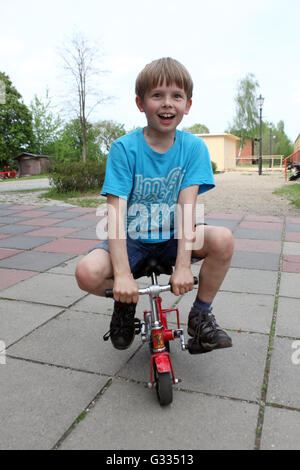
left=154, top=366, right=173, bottom=406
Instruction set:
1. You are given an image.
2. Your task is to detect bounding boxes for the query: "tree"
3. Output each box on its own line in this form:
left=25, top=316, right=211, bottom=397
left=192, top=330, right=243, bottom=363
left=227, top=73, right=260, bottom=145
left=94, top=120, right=126, bottom=154
left=30, top=89, right=63, bottom=155
left=59, top=32, right=110, bottom=163
left=182, top=123, right=209, bottom=134
left=54, top=118, right=105, bottom=162
left=0, top=72, right=34, bottom=167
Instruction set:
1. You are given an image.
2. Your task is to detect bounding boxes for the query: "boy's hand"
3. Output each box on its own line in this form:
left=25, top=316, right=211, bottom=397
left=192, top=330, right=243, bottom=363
left=113, top=273, right=139, bottom=304
left=170, top=267, right=195, bottom=296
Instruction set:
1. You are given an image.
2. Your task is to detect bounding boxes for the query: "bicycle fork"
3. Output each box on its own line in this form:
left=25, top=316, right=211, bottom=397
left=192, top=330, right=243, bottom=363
left=140, top=272, right=186, bottom=389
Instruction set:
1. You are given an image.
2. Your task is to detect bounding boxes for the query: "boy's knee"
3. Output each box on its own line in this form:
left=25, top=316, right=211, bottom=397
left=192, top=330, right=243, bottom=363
left=75, top=258, right=100, bottom=292
left=211, top=227, right=234, bottom=261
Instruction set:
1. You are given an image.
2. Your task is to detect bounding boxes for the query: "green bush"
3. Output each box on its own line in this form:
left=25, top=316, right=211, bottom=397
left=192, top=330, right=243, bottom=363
left=48, top=160, right=106, bottom=193
left=211, top=161, right=217, bottom=173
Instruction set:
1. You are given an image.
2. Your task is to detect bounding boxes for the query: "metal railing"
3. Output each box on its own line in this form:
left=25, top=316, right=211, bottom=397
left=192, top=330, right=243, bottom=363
left=236, top=155, right=284, bottom=169
left=284, top=150, right=300, bottom=182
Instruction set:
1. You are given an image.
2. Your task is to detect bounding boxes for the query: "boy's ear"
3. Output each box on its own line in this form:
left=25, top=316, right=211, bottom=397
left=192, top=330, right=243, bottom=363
left=184, top=99, right=192, bottom=115
left=136, top=96, right=144, bottom=113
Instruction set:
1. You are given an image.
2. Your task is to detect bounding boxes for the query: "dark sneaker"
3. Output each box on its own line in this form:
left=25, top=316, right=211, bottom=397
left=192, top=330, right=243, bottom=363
left=103, top=302, right=138, bottom=350
left=187, top=309, right=232, bottom=355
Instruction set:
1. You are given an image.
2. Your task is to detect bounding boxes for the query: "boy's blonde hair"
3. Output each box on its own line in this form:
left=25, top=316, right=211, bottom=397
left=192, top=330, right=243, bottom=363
left=135, top=57, right=193, bottom=101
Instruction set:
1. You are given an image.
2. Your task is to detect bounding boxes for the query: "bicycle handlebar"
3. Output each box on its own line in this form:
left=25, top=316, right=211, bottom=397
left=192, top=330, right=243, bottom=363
left=105, top=276, right=198, bottom=298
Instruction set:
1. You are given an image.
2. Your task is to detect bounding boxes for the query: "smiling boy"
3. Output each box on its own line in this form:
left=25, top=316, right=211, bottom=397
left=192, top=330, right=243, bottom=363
left=76, top=57, right=234, bottom=354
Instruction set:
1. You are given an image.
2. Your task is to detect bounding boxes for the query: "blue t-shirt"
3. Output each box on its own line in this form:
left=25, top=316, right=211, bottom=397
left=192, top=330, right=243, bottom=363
left=101, top=128, right=215, bottom=243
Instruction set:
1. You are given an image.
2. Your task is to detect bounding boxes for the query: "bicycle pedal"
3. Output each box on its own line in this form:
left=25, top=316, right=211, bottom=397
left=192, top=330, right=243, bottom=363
left=134, top=318, right=142, bottom=335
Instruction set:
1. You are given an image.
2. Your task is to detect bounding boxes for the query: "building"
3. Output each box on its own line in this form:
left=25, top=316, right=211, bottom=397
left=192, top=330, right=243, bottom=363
left=294, top=134, right=300, bottom=153
left=196, top=134, right=239, bottom=171
left=14, top=153, right=56, bottom=177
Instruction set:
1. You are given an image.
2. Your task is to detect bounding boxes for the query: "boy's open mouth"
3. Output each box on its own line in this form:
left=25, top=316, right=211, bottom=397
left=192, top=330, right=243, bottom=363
left=158, top=114, right=175, bottom=120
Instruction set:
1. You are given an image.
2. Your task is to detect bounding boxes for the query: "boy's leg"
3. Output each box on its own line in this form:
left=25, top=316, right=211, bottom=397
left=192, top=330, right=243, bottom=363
left=188, top=225, right=234, bottom=353
left=76, top=248, right=137, bottom=350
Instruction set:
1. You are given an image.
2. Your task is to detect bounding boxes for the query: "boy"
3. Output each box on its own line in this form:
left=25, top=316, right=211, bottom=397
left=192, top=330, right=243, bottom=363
left=76, top=57, right=234, bottom=354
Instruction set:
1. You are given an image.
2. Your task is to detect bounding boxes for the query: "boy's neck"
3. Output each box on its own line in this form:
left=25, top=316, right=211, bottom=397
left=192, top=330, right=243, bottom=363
left=143, top=126, right=176, bottom=154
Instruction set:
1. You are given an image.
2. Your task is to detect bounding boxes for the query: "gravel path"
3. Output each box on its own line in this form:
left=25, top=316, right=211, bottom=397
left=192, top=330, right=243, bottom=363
left=201, top=171, right=299, bottom=216
left=0, top=172, right=299, bottom=215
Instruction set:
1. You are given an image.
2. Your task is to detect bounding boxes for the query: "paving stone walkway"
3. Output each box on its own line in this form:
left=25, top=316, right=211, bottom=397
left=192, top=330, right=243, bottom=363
left=0, top=203, right=300, bottom=450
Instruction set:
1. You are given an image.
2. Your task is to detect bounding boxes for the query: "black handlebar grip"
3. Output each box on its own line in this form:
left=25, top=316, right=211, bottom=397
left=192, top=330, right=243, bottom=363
left=193, top=276, right=198, bottom=285
left=105, top=289, right=114, bottom=298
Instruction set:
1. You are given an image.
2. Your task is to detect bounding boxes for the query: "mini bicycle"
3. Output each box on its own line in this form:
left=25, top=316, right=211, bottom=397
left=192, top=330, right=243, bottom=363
left=105, top=257, right=198, bottom=406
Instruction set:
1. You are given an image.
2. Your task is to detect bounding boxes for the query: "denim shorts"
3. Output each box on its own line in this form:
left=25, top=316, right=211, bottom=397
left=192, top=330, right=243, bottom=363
left=89, top=235, right=202, bottom=277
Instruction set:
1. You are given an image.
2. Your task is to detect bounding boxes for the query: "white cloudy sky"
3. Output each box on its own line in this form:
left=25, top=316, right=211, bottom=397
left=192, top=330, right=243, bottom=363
left=1, top=0, right=300, bottom=141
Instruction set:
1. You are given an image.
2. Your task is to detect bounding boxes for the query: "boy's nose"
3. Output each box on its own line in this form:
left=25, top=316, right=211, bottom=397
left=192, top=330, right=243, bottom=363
left=162, top=96, right=172, bottom=107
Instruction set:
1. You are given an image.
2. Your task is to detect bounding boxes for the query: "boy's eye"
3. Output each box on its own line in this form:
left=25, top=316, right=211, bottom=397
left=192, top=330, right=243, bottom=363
left=174, top=93, right=182, bottom=99
left=153, top=93, right=160, bottom=98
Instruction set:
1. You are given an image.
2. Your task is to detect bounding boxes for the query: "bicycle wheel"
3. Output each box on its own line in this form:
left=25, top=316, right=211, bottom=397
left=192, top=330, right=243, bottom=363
left=154, top=365, right=173, bottom=406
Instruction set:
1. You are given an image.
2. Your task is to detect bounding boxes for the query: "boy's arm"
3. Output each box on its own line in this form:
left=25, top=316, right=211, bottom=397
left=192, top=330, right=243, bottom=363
left=170, top=185, right=199, bottom=296
left=107, top=194, right=139, bottom=304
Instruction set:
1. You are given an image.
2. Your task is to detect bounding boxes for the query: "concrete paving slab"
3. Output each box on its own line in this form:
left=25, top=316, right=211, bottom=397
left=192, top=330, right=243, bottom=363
left=0, top=216, right=28, bottom=224
left=234, top=228, right=282, bottom=241
left=244, top=215, right=283, bottom=223
left=0, top=210, right=22, bottom=216
left=17, top=217, right=62, bottom=226
left=233, top=239, right=282, bottom=253
left=205, top=212, right=244, bottom=220
left=230, top=251, right=280, bottom=271
left=0, top=268, right=37, bottom=291
left=15, top=210, right=52, bottom=218
left=0, top=357, right=107, bottom=450
left=282, top=255, right=300, bottom=273
left=25, top=227, right=81, bottom=237
left=59, top=378, right=259, bottom=450
left=0, top=235, right=54, bottom=250
left=48, top=255, right=83, bottom=276
left=0, top=224, right=42, bottom=234
left=34, top=238, right=98, bottom=255
left=285, top=232, right=300, bottom=242
left=0, top=251, right=75, bottom=272
left=0, top=272, right=86, bottom=306
left=239, top=221, right=283, bottom=231
left=279, top=272, right=300, bottom=298
left=0, top=299, right=63, bottom=347
left=283, top=242, right=300, bottom=256
left=286, top=223, right=300, bottom=233
left=276, top=297, right=300, bottom=337
left=65, top=228, right=99, bottom=240
left=118, top=331, right=269, bottom=402
left=44, top=211, right=81, bottom=219
left=261, top=406, right=300, bottom=450
left=0, top=248, right=23, bottom=260
left=8, top=310, right=139, bottom=375
left=220, top=268, right=278, bottom=295
left=267, top=337, right=300, bottom=409
left=175, top=289, right=274, bottom=334
left=204, top=218, right=239, bottom=229
left=54, top=218, right=99, bottom=228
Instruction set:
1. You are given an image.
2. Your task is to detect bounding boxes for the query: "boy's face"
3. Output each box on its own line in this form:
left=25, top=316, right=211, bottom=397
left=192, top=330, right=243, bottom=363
left=136, top=80, right=192, bottom=135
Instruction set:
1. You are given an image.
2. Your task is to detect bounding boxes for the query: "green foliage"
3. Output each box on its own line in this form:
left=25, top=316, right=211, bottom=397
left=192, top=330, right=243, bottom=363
left=48, top=159, right=106, bottom=193
left=30, top=89, right=63, bottom=155
left=227, top=73, right=259, bottom=144
left=54, top=118, right=106, bottom=162
left=95, top=120, right=126, bottom=154
left=211, top=161, right=217, bottom=173
left=182, top=123, right=210, bottom=134
left=0, top=72, right=34, bottom=167
left=253, top=120, right=293, bottom=158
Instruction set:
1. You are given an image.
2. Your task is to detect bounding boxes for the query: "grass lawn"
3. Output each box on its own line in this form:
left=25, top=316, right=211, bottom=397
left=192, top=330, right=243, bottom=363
left=41, top=188, right=106, bottom=208
left=274, top=182, right=300, bottom=208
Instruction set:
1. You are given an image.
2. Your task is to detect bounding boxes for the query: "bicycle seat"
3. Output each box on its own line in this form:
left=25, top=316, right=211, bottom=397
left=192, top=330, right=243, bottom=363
left=133, top=257, right=173, bottom=279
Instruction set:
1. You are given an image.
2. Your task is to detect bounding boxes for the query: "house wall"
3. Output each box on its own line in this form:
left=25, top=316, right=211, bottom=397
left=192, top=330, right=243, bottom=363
left=197, top=134, right=238, bottom=171
left=295, top=134, right=300, bottom=152
left=19, top=157, right=41, bottom=176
